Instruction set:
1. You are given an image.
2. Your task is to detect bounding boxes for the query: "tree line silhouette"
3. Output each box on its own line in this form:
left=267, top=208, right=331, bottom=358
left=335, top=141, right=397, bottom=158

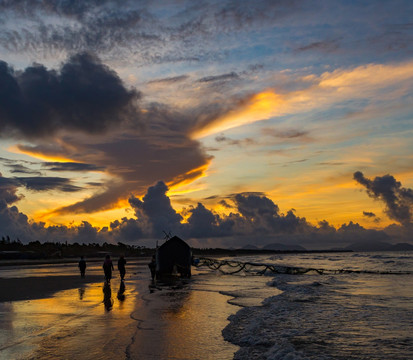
left=0, top=236, right=153, bottom=260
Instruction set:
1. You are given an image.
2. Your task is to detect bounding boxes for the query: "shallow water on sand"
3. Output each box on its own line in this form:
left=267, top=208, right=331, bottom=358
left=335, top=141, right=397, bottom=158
left=0, top=259, right=278, bottom=360
left=0, top=276, right=138, bottom=359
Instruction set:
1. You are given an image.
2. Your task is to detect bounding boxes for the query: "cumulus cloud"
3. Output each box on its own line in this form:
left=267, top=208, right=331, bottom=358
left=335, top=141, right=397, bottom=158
left=129, top=181, right=183, bottom=238
left=354, top=171, right=413, bottom=225
left=185, top=202, right=234, bottom=238
left=0, top=52, right=140, bottom=139
left=0, top=175, right=409, bottom=247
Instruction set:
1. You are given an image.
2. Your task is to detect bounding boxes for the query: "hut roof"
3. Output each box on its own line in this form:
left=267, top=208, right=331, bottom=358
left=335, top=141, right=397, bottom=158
left=159, top=236, right=189, bottom=248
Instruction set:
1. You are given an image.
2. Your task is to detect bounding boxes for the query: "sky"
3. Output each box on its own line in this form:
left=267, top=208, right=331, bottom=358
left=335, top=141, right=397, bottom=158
left=0, top=0, right=413, bottom=249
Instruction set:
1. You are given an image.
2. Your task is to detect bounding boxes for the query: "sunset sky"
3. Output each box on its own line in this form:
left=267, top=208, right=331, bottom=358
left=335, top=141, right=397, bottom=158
left=1, top=0, right=412, bottom=248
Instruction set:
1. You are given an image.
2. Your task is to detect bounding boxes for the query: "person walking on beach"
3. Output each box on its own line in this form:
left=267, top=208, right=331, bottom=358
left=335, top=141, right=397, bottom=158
left=103, top=255, right=114, bottom=283
left=78, top=256, right=86, bottom=278
left=117, top=255, right=126, bottom=281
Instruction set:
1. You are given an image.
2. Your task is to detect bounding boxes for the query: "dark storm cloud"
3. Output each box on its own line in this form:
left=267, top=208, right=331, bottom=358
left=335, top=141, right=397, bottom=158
left=363, top=211, right=376, bottom=218
left=354, top=171, right=413, bottom=225
left=42, top=162, right=105, bottom=172
left=0, top=52, right=140, bottom=139
left=15, top=176, right=82, bottom=192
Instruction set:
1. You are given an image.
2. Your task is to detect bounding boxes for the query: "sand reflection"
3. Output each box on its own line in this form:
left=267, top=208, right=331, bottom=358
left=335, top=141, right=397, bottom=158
left=1, top=279, right=138, bottom=360
left=103, top=282, right=113, bottom=311
left=129, top=277, right=239, bottom=360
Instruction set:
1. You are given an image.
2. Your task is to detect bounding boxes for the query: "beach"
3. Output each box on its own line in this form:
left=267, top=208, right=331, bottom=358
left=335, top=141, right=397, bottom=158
left=0, top=258, right=260, bottom=360
left=1, top=252, right=413, bottom=360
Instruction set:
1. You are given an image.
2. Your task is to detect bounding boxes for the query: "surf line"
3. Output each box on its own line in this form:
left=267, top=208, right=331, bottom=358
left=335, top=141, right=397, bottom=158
left=195, top=257, right=413, bottom=276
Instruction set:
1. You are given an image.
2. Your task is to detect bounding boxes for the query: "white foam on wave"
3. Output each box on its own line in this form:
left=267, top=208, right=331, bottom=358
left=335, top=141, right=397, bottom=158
left=224, top=268, right=413, bottom=359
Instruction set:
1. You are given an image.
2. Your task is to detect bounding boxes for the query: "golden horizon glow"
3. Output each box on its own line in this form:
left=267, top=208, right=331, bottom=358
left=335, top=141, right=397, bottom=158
left=32, top=206, right=132, bottom=229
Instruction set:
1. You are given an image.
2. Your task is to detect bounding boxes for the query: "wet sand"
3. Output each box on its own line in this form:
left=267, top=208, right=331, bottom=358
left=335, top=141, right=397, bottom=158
left=0, top=260, right=248, bottom=359
left=0, top=275, right=102, bottom=302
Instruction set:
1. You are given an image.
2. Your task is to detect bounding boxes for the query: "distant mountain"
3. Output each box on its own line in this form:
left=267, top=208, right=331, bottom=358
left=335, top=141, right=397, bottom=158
left=389, top=243, right=413, bottom=251
left=263, top=243, right=307, bottom=251
left=345, top=241, right=413, bottom=252
left=242, top=244, right=259, bottom=250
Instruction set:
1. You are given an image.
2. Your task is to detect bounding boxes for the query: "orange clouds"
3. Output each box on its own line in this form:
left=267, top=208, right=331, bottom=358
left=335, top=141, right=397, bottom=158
left=190, top=91, right=285, bottom=139
left=190, top=60, right=413, bottom=140
left=9, top=145, right=76, bottom=163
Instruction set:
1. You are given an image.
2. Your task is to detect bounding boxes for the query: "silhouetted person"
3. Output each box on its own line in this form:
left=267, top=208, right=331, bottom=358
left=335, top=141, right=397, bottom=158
left=78, top=256, right=86, bottom=278
left=118, top=255, right=126, bottom=281
left=103, top=255, right=114, bottom=283
left=148, top=255, right=156, bottom=280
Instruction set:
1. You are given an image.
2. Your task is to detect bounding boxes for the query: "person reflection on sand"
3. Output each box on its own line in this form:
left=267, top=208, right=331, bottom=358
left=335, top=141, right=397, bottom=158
left=78, top=287, right=85, bottom=300
left=117, top=281, right=126, bottom=301
left=103, top=282, right=113, bottom=311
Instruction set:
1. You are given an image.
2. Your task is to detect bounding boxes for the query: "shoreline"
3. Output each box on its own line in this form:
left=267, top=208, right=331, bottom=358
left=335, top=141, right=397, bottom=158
left=0, top=256, right=150, bottom=267
left=0, top=275, right=103, bottom=302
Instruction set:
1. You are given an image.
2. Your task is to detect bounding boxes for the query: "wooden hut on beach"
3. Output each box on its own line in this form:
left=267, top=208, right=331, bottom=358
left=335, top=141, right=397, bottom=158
left=156, top=236, right=192, bottom=279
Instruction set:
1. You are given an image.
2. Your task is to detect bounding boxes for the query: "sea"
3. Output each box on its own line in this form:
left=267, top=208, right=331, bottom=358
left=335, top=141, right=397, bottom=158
left=0, top=251, right=412, bottom=360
